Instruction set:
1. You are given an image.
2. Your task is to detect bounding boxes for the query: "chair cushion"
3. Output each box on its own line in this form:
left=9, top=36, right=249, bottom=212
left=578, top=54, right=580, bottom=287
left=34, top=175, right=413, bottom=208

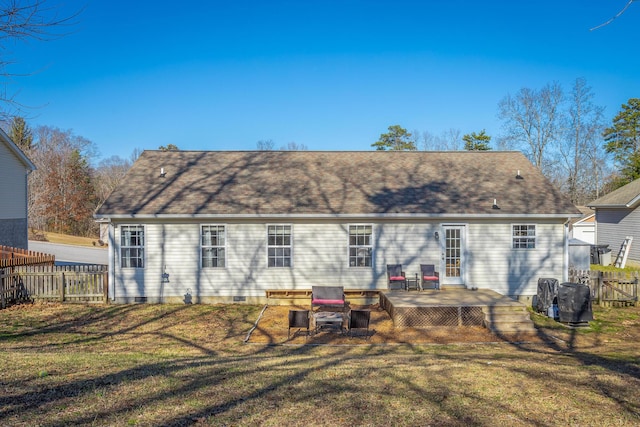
left=423, top=275, right=439, bottom=281
left=312, top=298, right=344, bottom=305
left=390, top=276, right=405, bottom=281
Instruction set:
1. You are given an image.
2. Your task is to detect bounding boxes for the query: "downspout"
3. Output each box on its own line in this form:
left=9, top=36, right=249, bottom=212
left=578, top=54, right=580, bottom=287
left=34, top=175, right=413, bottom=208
left=110, top=221, right=116, bottom=301
left=563, top=218, right=570, bottom=282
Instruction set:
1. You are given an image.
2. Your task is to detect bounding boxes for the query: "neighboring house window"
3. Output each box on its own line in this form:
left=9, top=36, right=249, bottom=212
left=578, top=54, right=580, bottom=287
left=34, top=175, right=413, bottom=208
left=513, top=224, right=536, bottom=249
left=202, top=225, right=226, bottom=268
left=349, top=224, right=372, bottom=267
left=268, top=225, right=292, bottom=267
left=121, top=225, right=144, bottom=268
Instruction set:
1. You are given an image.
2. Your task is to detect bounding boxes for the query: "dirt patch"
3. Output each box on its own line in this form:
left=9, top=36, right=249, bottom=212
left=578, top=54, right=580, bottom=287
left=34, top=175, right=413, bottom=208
left=247, top=304, right=545, bottom=345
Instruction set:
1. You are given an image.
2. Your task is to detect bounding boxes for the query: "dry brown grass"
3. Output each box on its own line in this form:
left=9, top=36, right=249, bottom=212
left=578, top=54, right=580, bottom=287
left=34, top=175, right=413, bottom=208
left=31, top=231, right=103, bottom=247
left=1, top=302, right=639, bottom=426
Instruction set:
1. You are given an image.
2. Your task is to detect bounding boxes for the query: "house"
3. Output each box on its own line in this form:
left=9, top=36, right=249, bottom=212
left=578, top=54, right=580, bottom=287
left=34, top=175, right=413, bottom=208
left=0, top=129, right=35, bottom=249
left=588, top=177, right=640, bottom=266
left=570, top=207, right=595, bottom=245
left=95, top=150, right=581, bottom=304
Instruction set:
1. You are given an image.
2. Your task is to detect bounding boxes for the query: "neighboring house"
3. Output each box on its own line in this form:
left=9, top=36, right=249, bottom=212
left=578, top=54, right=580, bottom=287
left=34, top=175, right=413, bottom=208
left=570, top=207, right=595, bottom=245
left=95, top=150, right=581, bottom=304
left=588, top=178, right=640, bottom=266
left=0, top=129, right=35, bottom=249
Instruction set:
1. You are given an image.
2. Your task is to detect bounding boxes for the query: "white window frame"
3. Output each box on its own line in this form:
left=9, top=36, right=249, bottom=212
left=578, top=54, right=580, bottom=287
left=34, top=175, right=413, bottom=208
left=349, top=224, right=373, bottom=268
left=512, top=224, right=536, bottom=249
left=201, top=224, right=226, bottom=268
left=120, top=225, right=145, bottom=268
left=267, top=224, right=292, bottom=268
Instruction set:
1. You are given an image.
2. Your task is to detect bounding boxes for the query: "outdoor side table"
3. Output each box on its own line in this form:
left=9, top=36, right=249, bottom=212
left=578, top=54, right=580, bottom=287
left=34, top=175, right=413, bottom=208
left=406, top=273, right=420, bottom=291
left=313, top=311, right=344, bottom=334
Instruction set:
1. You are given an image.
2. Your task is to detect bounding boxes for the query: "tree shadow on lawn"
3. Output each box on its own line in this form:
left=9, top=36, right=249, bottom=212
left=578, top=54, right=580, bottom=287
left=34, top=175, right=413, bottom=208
left=0, top=304, right=639, bottom=426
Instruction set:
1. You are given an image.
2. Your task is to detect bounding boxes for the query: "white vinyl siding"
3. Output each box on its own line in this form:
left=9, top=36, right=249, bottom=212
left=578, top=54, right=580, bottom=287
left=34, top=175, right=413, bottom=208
left=109, top=219, right=567, bottom=302
left=467, top=220, right=565, bottom=296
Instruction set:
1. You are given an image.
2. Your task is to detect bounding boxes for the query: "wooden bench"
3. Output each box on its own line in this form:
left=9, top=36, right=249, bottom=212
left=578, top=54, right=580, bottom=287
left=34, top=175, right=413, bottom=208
left=266, top=288, right=380, bottom=305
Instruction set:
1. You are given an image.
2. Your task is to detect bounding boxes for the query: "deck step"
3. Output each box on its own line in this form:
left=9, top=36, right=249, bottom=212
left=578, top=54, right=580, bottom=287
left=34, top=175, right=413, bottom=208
left=482, top=306, right=537, bottom=334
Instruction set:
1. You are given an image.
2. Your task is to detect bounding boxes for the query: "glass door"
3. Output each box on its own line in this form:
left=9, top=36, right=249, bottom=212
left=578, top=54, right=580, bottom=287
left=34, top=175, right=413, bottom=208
left=441, top=225, right=465, bottom=286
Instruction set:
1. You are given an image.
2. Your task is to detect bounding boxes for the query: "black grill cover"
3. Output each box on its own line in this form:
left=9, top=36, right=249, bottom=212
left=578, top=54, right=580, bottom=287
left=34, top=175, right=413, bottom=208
left=536, top=278, right=559, bottom=313
left=557, top=282, right=593, bottom=323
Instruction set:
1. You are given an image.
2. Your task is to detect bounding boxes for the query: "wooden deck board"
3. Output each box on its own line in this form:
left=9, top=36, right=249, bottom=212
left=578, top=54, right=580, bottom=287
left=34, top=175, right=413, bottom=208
left=381, top=289, right=522, bottom=308
left=380, top=289, right=528, bottom=328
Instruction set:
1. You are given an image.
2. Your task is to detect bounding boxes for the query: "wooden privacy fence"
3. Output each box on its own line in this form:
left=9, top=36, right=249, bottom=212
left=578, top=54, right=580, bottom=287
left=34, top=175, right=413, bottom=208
left=569, top=268, right=639, bottom=307
left=0, top=245, right=55, bottom=268
left=0, top=265, right=108, bottom=308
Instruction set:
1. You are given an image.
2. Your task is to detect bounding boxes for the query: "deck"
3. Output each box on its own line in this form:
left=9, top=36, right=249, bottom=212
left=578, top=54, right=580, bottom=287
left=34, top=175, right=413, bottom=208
left=380, top=289, right=534, bottom=331
left=266, top=287, right=536, bottom=332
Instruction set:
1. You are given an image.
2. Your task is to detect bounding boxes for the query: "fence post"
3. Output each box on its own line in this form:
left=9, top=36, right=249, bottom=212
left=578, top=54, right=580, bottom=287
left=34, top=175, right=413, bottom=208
left=1, top=269, right=5, bottom=309
left=103, top=271, right=108, bottom=303
left=60, top=272, right=65, bottom=302
left=597, top=270, right=603, bottom=307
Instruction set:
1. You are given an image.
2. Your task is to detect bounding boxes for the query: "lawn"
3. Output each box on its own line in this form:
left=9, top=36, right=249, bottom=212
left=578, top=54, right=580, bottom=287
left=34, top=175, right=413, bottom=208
left=29, top=230, right=103, bottom=248
left=0, top=303, right=639, bottom=426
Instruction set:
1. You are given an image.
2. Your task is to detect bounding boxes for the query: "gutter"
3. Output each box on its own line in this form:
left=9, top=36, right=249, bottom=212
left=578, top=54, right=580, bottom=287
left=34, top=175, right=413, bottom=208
left=95, top=212, right=584, bottom=220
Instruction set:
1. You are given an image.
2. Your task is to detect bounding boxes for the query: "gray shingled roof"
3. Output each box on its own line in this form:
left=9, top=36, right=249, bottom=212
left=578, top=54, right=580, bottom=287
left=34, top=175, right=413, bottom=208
left=588, top=178, right=640, bottom=209
left=96, top=150, right=580, bottom=217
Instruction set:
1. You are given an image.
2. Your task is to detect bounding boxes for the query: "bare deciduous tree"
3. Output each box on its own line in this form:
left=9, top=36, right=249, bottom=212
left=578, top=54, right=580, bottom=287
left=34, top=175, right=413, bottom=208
left=590, top=0, right=637, bottom=31
left=256, top=139, right=275, bottom=150
left=498, top=82, right=564, bottom=170
left=558, top=78, right=607, bottom=204
left=27, top=125, right=97, bottom=236
left=280, top=141, right=308, bottom=151
left=0, top=1, right=79, bottom=117
left=413, top=129, right=462, bottom=151
left=93, top=155, right=133, bottom=207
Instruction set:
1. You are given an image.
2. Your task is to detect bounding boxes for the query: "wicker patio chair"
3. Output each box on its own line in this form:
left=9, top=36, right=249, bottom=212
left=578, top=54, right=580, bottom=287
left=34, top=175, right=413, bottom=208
left=348, top=309, right=371, bottom=339
left=288, top=309, right=310, bottom=339
left=420, top=264, right=440, bottom=290
left=311, top=286, right=346, bottom=312
left=386, top=264, right=406, bottom=290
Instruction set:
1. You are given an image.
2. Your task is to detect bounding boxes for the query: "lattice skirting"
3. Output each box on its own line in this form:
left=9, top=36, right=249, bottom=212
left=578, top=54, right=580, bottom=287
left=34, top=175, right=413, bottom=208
left=388, top=306, right=485, bottom=328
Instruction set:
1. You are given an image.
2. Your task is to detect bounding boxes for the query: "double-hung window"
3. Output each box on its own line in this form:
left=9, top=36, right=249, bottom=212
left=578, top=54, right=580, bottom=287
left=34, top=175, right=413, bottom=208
left=349, top=224, right=372, bottom=267
left=268, top=225, right=292, bottom=267
left=121, top=225, right=144, bottom=268
left=512, top=224, right=536, bottom=249
left=202, top=225, right=226, bottom=268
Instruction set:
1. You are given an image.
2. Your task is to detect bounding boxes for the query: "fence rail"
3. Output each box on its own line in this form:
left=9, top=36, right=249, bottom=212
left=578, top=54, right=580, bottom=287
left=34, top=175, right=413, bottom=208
left=0, top=265, right=108, bottom=308
left=569, top=268, right=639, bottom=307
left=0, top=245, right=55, bottom=268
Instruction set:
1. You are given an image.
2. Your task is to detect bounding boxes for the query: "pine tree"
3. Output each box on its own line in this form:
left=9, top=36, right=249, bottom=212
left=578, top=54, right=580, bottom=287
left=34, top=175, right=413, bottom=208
left=8, top=116, right=33, bottom=151
left=462, top=130, right=491, bottom=151
left=603, top=98, right=640, bottom=186
left=372, top=125, right=416, bottom=151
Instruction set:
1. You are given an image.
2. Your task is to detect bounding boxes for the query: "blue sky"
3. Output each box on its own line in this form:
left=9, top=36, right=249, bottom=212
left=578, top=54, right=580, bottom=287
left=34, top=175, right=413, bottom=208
left=12, top=0, right=640, bottom=162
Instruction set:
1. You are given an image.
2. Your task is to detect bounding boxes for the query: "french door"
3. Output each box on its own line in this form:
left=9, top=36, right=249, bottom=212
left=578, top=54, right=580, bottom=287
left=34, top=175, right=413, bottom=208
left=441, top=225, right=465, bottom=286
